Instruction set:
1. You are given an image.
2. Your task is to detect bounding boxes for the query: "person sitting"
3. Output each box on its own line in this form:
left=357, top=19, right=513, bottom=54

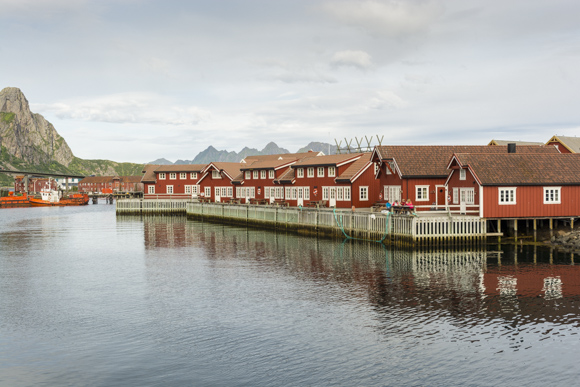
left=386, top=200, right=392, bottom=211
left=406, top=199, right=414, bottom=214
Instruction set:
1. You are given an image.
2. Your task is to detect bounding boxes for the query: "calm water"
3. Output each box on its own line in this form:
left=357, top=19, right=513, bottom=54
left=1, top=205, right=579, bottom=386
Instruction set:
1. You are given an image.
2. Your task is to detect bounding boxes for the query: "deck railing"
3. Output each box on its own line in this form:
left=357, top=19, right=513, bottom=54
left=116, top=199, right=488, bottom=242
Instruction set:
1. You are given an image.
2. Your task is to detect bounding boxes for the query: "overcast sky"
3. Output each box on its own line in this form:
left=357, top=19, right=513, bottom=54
left=1, top=0, right=579, bottom=163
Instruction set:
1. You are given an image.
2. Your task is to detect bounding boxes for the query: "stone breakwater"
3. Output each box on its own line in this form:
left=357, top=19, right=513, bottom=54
left=545, top=229, right=580, bottom=252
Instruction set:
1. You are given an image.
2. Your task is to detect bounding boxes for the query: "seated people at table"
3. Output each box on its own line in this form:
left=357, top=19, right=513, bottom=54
left=393, top=200, right=399, bottom=207
left=406, top=199, right=414, bottom=210
left=386, top=200, right=392, bottom=211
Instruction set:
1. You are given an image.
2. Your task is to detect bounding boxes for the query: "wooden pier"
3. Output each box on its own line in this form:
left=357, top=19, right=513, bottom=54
left=116, top=199, right=490, bottom=244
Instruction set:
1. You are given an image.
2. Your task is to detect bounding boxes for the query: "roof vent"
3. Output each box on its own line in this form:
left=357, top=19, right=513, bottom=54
left=507, top=143, right=516, bottom=153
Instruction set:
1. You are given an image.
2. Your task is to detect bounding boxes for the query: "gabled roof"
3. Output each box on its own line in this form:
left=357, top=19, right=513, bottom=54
left=292, top=153, right=363, bottom=167
left=546, top=135, right=580, bottom=153
left=274, top=167, right=295, bottom=184
left=239, top=158, right=296, bottom=171
left=141, top=164, right=160, bottom=183
left=152, top=164, right=207, bottom=173
left=200, top=162, right=242, bottom=181
left=335, top=153, right=373, bottom=183
left=241, top=151, right=323, bottom=164
left=450, top=153, right=580, bottom=185
left=488, top=140, right=544, bottom=146
left=374, top=145, right=559, bottom=178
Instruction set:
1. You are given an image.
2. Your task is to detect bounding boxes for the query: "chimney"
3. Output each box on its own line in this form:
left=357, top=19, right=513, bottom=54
left=507, top=143, right=516, bottom=153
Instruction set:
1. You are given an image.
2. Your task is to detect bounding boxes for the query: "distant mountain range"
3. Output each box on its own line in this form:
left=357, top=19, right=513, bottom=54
left=150, top=141, right=338, bottom=165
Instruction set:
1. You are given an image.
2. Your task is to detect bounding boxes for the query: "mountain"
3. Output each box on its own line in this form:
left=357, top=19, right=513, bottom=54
left=0, top=87, right=144, bottom=186
left=148, top=158, right=173, bottom=165
left=297, top=141, right=337, bottom=155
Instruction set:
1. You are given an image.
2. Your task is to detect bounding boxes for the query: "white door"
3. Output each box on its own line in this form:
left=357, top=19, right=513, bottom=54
left=297, top=188, right=304, bottom=206
left=329, top=187, right=336, bottom=207
left=215, top=187, right=221, bottom=203
left=460, top=190, right=466, bottom=214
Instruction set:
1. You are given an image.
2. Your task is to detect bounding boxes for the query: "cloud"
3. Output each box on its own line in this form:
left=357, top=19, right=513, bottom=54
left=330, top=50, right=374, bottom=70
left=367, top=91, right=408, bottom=110
left=321, top=0, right=444, bottom=37
left=33, top=93, right=211, bottom=126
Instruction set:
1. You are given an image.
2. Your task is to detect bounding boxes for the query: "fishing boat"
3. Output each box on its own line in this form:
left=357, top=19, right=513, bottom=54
left=29, top=188, right=89, bottom=207
left=0, top=192, right=31, bottom=208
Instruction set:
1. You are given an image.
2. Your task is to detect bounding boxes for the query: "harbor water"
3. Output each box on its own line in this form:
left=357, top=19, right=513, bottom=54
left=1, top=205, right=579, bottom=386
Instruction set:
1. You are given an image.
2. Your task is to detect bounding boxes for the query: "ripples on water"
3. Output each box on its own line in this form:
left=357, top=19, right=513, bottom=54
left=1, top=205, right=579, bottom=386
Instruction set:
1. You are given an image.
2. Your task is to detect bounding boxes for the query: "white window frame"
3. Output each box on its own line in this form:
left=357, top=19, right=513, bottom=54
left=253, top=170, right=259, bottom=179
left=192, top=185, right=199, bottom=195
left=344, top=187, right=351, bottom=201
left=269, top=170, right=275, bottom=179
left=416, top=185, right=429, bottom=202
left=167, top=185, right=173, bottom=194
left=260, top=170, right=266, bottom=179
left=250, top=187, right=255, bottom=198
left=245, top=171, right=251, bottom=179
left=337, top=187, right=343, bottom=200
left=180, top=172, right=187, bottom=180
left=169, top=173, right=177, bottom=180
left=304, top=187, right=310, bottom=200
left=190, top=172, right=198, bottom=180
left=322, top=187, right=329, bottom=200
left=459, top=169, right=466, bottom=180
left=543, top=187, right=561, bottom=204
left=359, top=186, right=368, bottom=201
left=227, top=187, right=233, bottom=197
left=307, top=167, right=314, bottom=178
left=297, top=168, right=304, bottom=178
left=498, top=187, right=517, bottom=205
left=204, top=187, right=211, bottom=197
left=292, top=188, right=297, bottom=200
left=285, top=187, right=292, bottom=199
left=212, top=170, right=222, bottom=179
left=265, top=187, right=270, bottom=199
left=185, top=185, right=192, bottom=194
left=317, top=167, right=324, bottom=177
left=148, top=185, right=155, bottom=194
left=328, top=166, right=336, bottom=177
left=159, top=172, right=166, bottom=180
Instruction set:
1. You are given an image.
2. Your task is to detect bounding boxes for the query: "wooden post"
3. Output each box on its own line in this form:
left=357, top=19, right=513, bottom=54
left=533, top=218, right=537, bottom=242
left=514, top=219, right=518, bottom=242
left=549, top=218, right=553, bottom=238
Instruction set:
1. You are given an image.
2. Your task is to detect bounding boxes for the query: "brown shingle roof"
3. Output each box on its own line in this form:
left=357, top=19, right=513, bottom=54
left=292, top=153, right=364, bottom=167
left=453, top=153, right=580, bottom=185
left=335, top=153, right=373, bottom=182
left=376, top=145, right=559, bottom=178
left=153, top=164, right=206, bottom=173
left=241, top=151, right=322, bottom=164
left=207, top=162, right=242, bottom=180
left=275, top=168, right=295, bottom=184
left=141, top=164, right=160, bottom=183
left=488, top=140, right=544, bottom=146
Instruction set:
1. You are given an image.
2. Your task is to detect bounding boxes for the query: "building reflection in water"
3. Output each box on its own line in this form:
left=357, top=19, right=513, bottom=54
left=118, top=215, right=580, bottom=332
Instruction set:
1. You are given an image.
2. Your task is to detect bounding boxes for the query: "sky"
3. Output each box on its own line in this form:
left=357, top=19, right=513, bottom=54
left=1, top=0, right=580, bottom=164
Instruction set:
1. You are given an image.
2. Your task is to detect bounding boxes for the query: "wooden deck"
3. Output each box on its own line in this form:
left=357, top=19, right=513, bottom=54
left=116, top=199, right=491, bottom=244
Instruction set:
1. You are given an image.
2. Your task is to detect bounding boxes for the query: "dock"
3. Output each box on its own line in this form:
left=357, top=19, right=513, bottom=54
left=116, top=199, right=491, bottom=245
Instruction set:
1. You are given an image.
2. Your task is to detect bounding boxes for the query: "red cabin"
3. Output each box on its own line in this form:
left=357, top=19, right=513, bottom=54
left=142, top=164, right=206, bottom=199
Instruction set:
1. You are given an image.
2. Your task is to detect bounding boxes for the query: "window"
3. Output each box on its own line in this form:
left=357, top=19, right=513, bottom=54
left=250, top=187, right=255, bottom=198
left=204, top=187, right=211, bottom=197
left=499, top=188, right=516, bottom=204
left=170, top=173, right=176, bottom=180
left=307, top=167, right=314, bottom=178
left=269, top=170, right=275, bottom=179
left=180, top=173, right=187, bottom=180
left=459, top=169, right=466, bottom=180
left=236, top=187, right=241, bottom=197
left=344, top=187, right=351, bottom=201
left=297, top=168, right=304, bottom=178
left=185, top=185, right=192, bottom=194
left=374, top=163, right=379, bottom=175
left=253, top=171, right=259, bottom=179
left=265, top=187, right=270, bottom=199
left=221, top=187, right=227, bottom=197
left=215, top=187, right=220, bottom=197
left=292, top=188, right=297, bottom=200
left=544, top=187, right=561, bottom=204
left=227, top=187, right=233, bottom=197
left=328, top=166, right=336, bottom=177
left=167, top=185, right=173, bottom=194
left=384, top=186, right=401, bottom=202
left=337, top=187, right=343, bottom=200
left=317, top=167, right=324, bottom=177
left=190, top=172, right=198, bottom=179
left=245, top=171, right=251, bottom=179
left=159, top=173, right=166, bottom=180
left=212, top=170, right=222, bottom=179
left=260, top=170, right=266, bottom=179
left=192, top=185, right=199, bottom=195
left=359, top=186, right=368, bottom=201
left=304, top=187, right=310, bottom=200
left=453, top=188, right=459, bottom=204
left=148, top=186, right=155, bottom=194
left=285, top=187, right=292, bottom=199
left=322, top=187, right=329, bottom=200
left=416, top=186, right=429, bottom=201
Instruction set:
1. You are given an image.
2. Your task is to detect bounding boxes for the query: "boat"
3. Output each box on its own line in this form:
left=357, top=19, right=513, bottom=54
left=29, top=188, right=89, bottom=207
left=0, top=192, right=31, bottom=208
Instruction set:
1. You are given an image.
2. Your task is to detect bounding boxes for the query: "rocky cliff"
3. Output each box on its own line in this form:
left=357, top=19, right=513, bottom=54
left=0, top=87, right=74, bottom=167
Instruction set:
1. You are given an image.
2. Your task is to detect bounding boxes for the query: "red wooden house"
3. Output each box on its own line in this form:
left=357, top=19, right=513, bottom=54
left=281, top=153, right=378, bottom=208
left=446, top=152, right=580, bottom=218
left=545, top=135, right=580, bottom=154
left=371, top=145, right=560, bottom=211
left=14, top=176, right=58, bottom=193
left=232, top=151, right=323, bottom=204
left=142, top=164, right=206, bottom=199
left=197, top=162, right=242, bottom=202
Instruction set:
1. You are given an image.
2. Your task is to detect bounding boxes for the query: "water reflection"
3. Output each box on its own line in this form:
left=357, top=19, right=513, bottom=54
left=120, top=214, right=580, bottom=333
